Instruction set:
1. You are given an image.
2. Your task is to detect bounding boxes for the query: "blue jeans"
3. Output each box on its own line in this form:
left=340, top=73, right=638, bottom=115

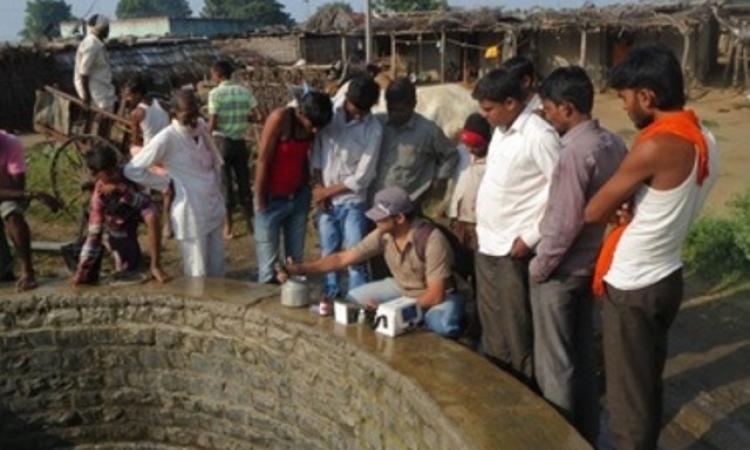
left=254, top=187, right=311, bottom=283
left=317, top=202, right=369, bottom=299
left=347, top=277, right=465, bottom=338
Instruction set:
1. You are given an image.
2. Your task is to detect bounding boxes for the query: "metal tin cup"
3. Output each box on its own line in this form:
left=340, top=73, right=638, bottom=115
left=280, top=276, right=309, bottom=308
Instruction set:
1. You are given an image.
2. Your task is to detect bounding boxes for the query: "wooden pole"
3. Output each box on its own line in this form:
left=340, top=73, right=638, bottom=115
left=341, top=35, right=347, bottom=65
left=417, top=33, right=423, bottom=79
left=680, top=28, right=691, bottom=86
left=440, top=29, right=447, bottom=83
left=733, top=39, right=742, bottom=87
left=462, top=34, right=468, bottom=83
left=579, top=29, right=588, bottom=67
left=744, top=44, right=749, bottom=89
left=365, top=0, right=372, bottom=63
left=724, top=37, right=735, bottom=86
left=391, top=33, right=397, bottom=78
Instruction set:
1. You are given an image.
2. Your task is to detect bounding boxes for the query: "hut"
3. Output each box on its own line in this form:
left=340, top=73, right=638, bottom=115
left=236, top=2, right=719, bottom=88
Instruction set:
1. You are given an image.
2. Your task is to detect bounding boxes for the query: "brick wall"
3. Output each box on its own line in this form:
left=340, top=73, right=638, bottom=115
left=0, top=293, right=464, bottom=450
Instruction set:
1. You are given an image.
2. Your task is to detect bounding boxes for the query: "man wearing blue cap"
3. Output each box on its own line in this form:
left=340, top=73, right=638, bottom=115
left=278, top=186, right=464, bottom=337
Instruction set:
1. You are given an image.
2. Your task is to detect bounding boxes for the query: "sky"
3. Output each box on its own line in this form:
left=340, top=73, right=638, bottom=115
left=0, top=0, right=624, bottom=43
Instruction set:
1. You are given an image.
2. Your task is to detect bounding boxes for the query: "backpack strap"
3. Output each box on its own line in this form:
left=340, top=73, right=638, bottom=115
left=413, top=221, right=436, bottom=263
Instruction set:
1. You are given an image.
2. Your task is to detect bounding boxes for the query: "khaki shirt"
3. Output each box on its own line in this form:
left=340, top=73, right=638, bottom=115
left=351, top=219, right=454, bottom=297
left=372, top=113, right=458, bottom=200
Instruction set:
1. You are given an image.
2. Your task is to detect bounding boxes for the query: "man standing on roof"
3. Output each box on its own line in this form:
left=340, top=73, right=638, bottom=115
left=74, top=14, right=115, bottom=112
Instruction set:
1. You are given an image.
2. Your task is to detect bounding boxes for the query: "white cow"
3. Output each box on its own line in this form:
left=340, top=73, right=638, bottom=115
left=332, top=80, right=479, bottom=141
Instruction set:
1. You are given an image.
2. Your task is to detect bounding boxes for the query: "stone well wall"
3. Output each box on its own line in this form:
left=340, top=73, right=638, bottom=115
left=0, top=280, right=590, bottom=450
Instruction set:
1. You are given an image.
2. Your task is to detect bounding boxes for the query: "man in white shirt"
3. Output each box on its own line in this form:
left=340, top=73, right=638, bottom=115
left=472, top=68, right=561, bottom=384
left=125, top=90, right=226, bottom=278
left=311, top=76, right=383, bottom=313
left=74, top=14, right=116, bottom=111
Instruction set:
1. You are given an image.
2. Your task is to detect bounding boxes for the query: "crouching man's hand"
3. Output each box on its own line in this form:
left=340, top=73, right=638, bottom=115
left=276, top=257, right=301, bottom=284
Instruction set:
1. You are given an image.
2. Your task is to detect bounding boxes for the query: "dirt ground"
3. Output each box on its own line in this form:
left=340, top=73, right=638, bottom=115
left=8, top=87, right=750, bottom=450
left=594, top=88, right=750, bottom=217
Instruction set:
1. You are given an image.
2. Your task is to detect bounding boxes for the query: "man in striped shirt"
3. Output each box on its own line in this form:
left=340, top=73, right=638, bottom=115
left=208, top=60, right=258, bottom=239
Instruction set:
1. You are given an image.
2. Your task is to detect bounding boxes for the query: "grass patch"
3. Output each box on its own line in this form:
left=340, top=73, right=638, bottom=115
left=701, top=119, right=720, bottom=129
left=25, top=140, right=79, bottom=227
left=684, top=189, right=750, bottom=284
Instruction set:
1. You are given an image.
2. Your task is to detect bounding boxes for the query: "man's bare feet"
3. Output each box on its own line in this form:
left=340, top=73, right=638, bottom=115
left=16, top=274, right=38, bottom=292
left=162, top=222, right=174, bottom=240
left=223, top=219, right=235, bottom=240
left=151, top=266, right=169, bottom=283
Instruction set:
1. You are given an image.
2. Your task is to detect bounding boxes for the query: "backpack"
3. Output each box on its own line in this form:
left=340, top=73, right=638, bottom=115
left=412, top=220, right=474, bottom=281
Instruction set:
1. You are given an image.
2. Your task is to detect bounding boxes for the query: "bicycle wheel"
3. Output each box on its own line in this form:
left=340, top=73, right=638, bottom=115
left=50, top=134, right=120, bottom=219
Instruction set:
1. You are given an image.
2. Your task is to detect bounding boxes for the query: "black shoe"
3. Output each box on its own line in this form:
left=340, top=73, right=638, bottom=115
left=0, top=271, right=16, bottom=282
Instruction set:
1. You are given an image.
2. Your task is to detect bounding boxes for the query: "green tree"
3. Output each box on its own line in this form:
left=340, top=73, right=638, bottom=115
left=314, top=2, right=353, bottom=15
left=20, top=0, right=73, bottom=41
left=375, top=0, right=447, bottom=12
left=202, top=0, right=294, bottom=27
left=116, top=0, right=192, bottom=19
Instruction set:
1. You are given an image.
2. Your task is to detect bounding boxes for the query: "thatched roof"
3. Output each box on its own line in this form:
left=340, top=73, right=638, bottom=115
left=300, top=1, right=716, bottom=35
left=522, top=2, right=714, bottom=30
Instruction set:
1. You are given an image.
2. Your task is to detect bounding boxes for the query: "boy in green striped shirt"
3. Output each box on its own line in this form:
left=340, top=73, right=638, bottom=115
left=208, top=60, right=258, bottom=239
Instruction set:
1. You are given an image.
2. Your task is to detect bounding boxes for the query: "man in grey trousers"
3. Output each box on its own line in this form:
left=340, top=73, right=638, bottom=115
left=472, top=69, right=561, bottom=384
left=529, top=67, right=626, bottom=444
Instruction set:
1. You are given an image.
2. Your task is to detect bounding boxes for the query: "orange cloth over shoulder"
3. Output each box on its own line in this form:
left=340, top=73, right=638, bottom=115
left=591, top=110, right=710, bottom=297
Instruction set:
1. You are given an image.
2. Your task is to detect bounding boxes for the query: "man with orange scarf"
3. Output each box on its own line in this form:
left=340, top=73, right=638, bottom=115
left=584, top=45, right=719, bottom=450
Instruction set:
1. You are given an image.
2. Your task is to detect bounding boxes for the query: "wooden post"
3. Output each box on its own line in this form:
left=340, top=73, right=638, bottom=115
left=724, top=37, right=735, bottom=86
left=579, top=29, right=588, bottom=67
left=417, top=33, right=423, bottom=79
left=733, top=39, right=742, bottom=87
left=391, top=33, right=397, bottom=78
left=504, top=30, right=518, bottom=60
left=744, top=44, right=749, bottom=89
left=340, top=35, right=347, bottom=64
left=364, top=0, right=372, bottom=63
left=680, top=28, right=691, bottom=85
left=440, top=29, right=447, bottom=83
left=462, top=34, right=468, bottom=83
